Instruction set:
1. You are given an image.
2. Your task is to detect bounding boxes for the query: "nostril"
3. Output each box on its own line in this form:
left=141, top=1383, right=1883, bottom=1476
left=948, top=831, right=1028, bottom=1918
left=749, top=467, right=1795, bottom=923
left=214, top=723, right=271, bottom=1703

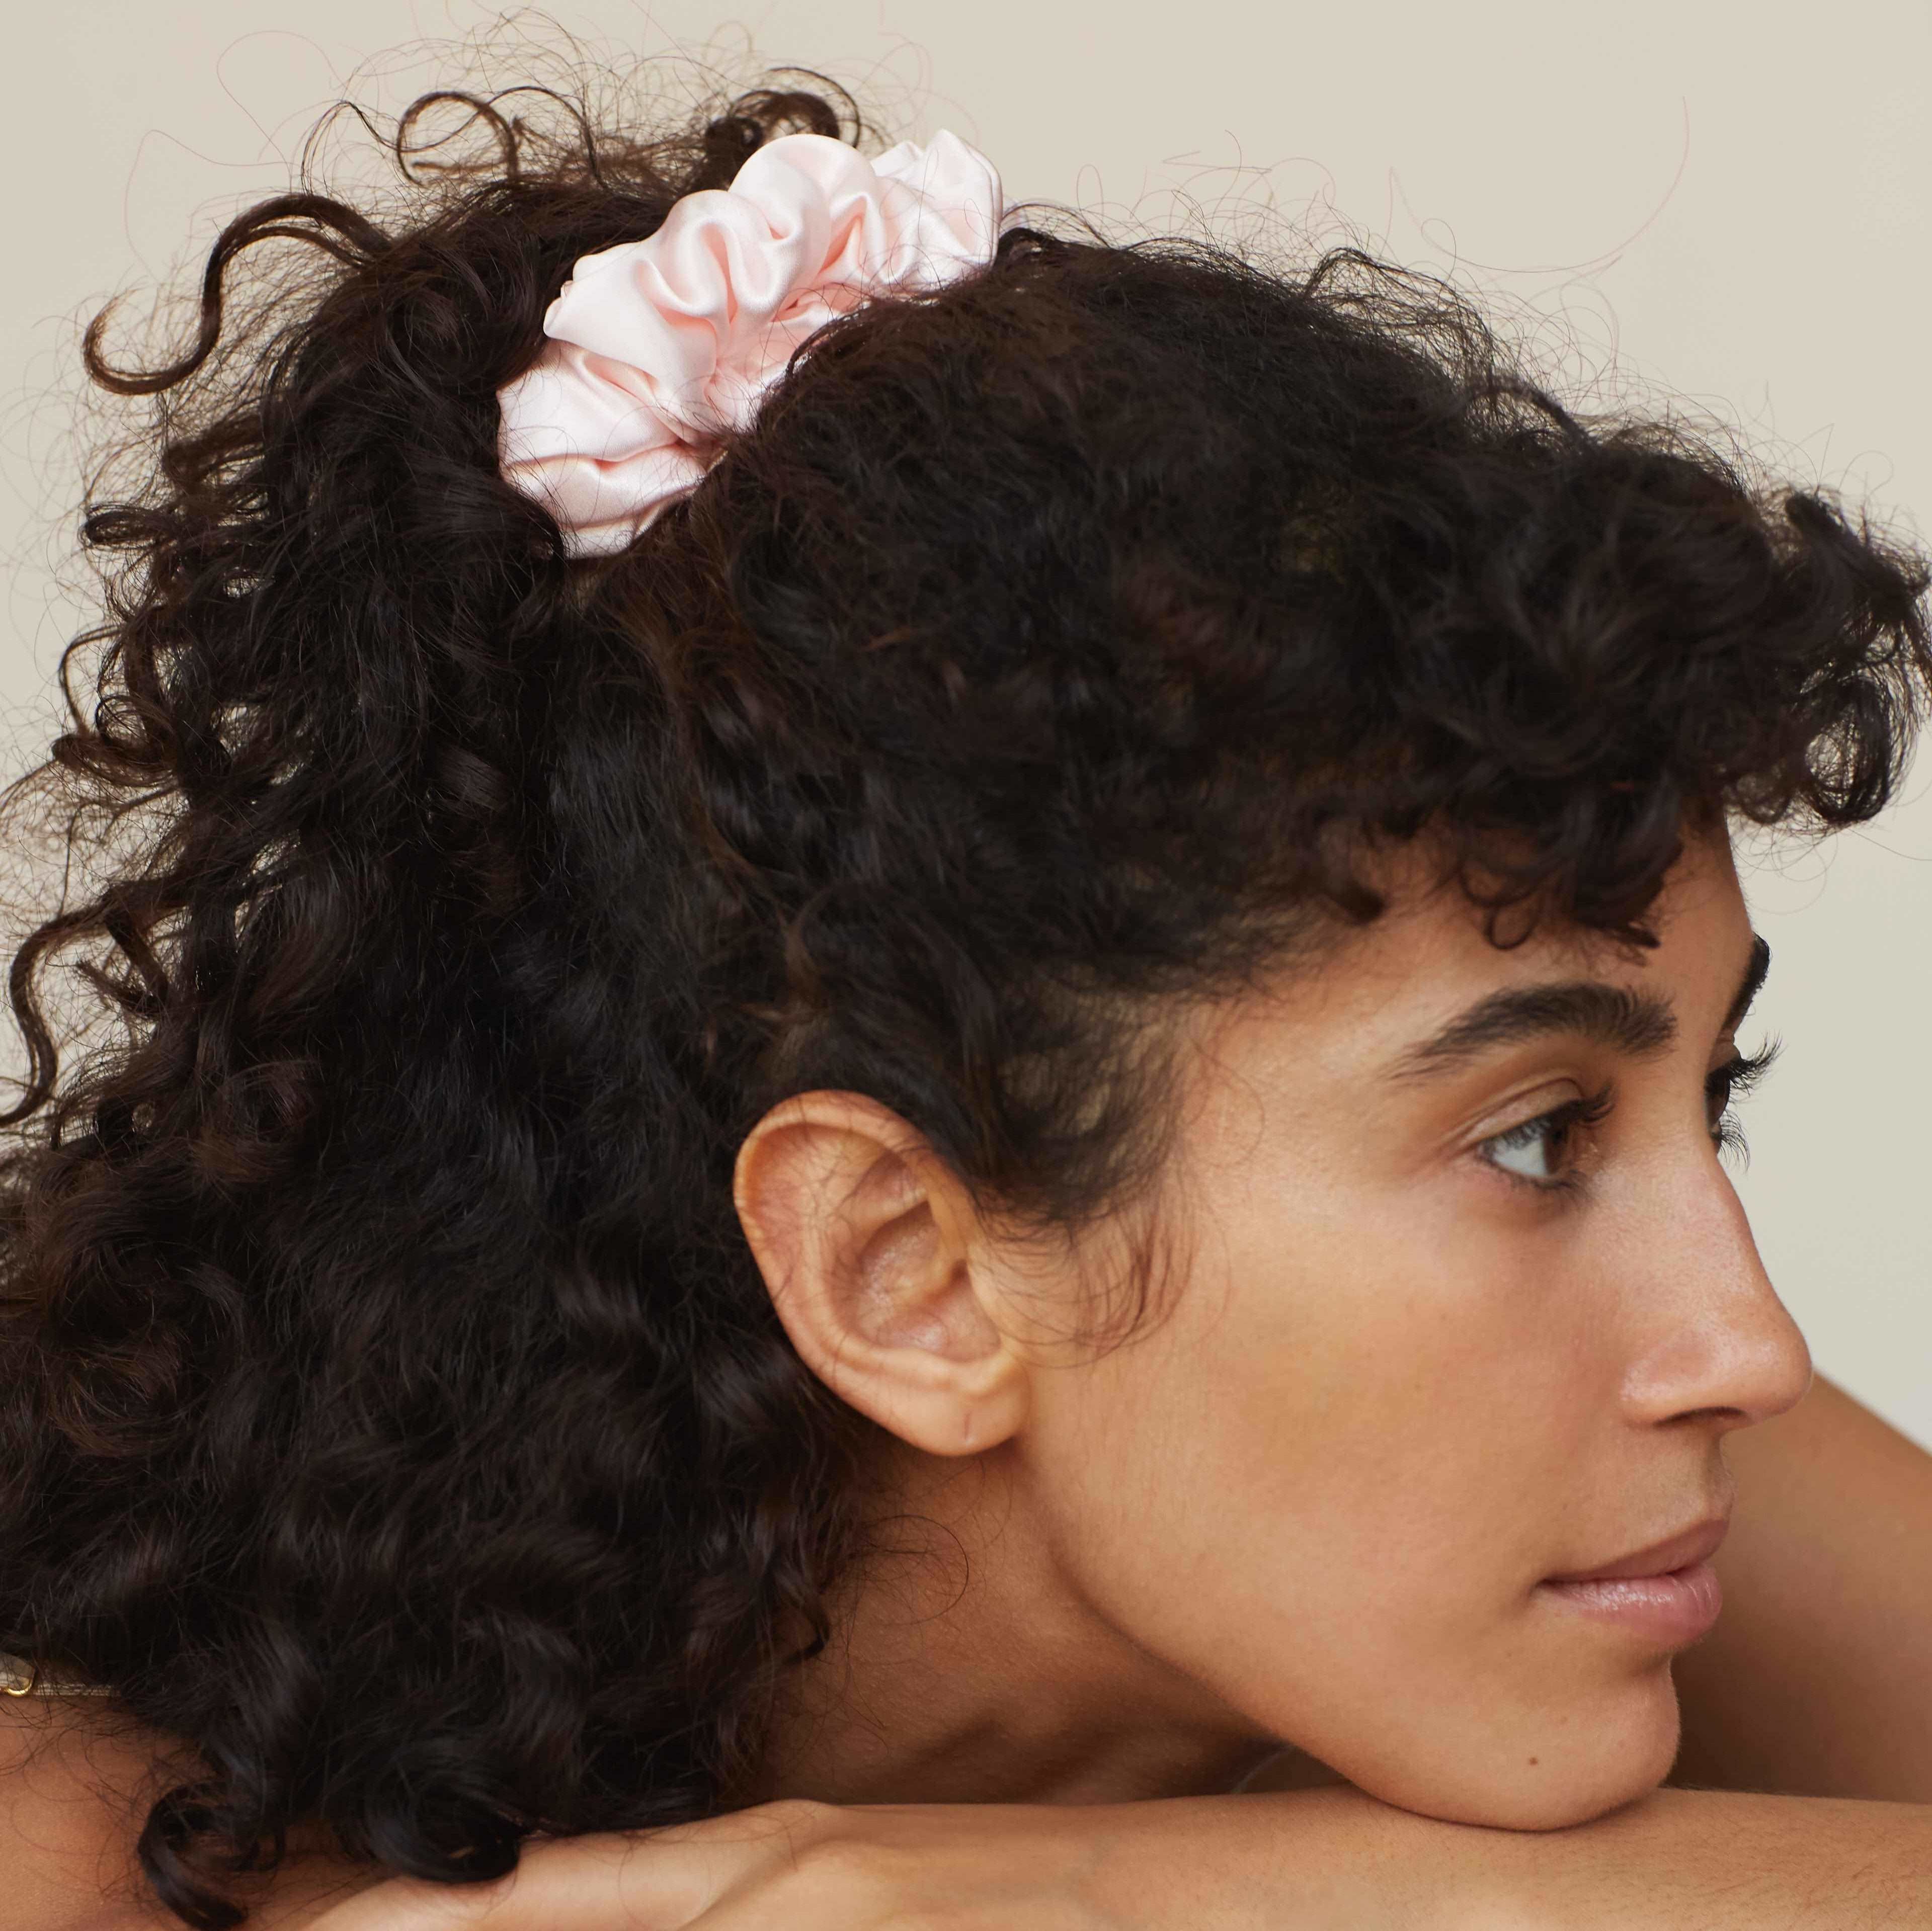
left=1662, top=1404, right=1767, bottom=1437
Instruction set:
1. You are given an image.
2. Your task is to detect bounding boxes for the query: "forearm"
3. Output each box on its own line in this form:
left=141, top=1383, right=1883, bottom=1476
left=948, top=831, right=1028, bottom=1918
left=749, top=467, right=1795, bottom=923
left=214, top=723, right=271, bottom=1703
left=1672, top=1374, right=1932, bottom=1800
left=1092, top=1786, right=1932, bottom=1929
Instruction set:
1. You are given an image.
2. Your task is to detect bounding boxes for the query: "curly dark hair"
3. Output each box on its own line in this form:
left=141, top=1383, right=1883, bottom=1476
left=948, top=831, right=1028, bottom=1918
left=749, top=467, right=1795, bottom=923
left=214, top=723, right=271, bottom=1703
left=0, top=68, right=1926, bottom=1930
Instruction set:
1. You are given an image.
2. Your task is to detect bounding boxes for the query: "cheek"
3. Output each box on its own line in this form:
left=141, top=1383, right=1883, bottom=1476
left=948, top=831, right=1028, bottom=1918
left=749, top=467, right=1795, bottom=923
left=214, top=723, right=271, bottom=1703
left=1048, top=1194, right=1603, bottom=1629
left=1021, top=1194, right=1674, bottom=1824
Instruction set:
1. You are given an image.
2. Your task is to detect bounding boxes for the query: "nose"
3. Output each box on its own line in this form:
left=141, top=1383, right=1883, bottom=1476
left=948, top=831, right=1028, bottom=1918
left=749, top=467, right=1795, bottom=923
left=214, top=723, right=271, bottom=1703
left=1619, top=1152, right=1812, bottom=1434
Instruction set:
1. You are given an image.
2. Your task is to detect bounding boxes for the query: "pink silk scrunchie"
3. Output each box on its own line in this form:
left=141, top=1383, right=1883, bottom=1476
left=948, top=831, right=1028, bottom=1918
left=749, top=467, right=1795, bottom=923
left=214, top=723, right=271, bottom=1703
left=496, top=130, right=1005, bottom=555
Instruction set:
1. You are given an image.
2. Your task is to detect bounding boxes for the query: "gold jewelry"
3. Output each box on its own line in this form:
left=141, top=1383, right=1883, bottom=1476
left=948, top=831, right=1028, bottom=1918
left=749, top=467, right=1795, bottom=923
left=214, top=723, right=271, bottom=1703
left=0, top=1649, right=111, bottom=1697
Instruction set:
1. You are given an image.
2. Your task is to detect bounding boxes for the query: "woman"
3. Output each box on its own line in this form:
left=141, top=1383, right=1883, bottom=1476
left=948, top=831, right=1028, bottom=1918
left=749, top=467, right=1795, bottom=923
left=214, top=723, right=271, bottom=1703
left=3, top=75, right=1930, bottom=1928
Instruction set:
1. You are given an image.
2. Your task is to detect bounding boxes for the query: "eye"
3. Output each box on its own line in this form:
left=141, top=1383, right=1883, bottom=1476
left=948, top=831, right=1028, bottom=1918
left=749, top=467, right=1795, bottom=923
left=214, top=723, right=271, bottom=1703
left=1705, top=1040, right=1779, bottom=1160
left=1477, top=1089, right=1611, bottom=1191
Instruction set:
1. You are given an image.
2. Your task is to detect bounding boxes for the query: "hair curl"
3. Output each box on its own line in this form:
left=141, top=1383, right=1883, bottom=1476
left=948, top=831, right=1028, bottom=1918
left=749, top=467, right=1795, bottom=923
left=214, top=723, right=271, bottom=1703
left=1, top=70, right=1927, bottom=1929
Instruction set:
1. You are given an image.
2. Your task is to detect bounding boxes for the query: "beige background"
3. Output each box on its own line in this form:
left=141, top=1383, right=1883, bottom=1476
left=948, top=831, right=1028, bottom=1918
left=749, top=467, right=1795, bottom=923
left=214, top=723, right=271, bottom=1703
left=4, top=3, right=1928, bottom=1446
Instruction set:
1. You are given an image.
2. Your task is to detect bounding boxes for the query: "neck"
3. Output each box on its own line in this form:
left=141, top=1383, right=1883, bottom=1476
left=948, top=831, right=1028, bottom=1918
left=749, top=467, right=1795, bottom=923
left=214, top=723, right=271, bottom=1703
left=756, top=1441, right=1278, bottom=1807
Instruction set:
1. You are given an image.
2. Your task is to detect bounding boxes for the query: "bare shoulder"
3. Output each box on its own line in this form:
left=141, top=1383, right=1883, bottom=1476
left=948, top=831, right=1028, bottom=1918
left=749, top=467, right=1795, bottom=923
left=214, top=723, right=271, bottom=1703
left=0, top=1704, right=376, bottom=1930
left=0, top=1698, right=168, bottom=1929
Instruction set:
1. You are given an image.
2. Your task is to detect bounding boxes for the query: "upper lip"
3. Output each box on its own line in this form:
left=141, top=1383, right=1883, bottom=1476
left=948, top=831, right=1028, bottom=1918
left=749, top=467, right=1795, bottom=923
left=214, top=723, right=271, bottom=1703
left=1545, top=1515, right=1730, bottom=1584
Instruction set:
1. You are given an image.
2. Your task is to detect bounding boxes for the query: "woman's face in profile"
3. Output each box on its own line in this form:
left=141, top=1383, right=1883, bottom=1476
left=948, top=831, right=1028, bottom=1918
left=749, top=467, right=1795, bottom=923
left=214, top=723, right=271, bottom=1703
left=990, top=830, right=1810, bottom=1828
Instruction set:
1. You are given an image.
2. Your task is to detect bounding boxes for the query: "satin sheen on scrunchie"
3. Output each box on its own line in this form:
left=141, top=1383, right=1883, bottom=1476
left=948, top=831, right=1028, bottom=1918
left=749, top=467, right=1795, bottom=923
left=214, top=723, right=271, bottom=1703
left=496, top=130, right=1004, bottom=555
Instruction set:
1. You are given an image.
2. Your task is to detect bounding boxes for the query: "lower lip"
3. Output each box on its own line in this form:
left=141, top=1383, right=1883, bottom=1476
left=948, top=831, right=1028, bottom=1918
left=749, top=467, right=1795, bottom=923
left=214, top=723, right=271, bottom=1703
left=1537, top=1559, right=1724, bottom=1647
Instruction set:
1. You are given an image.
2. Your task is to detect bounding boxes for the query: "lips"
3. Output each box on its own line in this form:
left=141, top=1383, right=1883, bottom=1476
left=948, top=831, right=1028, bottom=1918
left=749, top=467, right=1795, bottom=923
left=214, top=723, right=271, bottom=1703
left=1537, top=1515, right=1730, bottom=1648
left=1545, top=1516, right=1729, bottom=1586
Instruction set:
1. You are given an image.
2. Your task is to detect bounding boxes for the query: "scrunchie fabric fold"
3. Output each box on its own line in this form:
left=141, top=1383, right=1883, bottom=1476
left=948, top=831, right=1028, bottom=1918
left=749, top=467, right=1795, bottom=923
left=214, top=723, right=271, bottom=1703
left=497, top=130, right=1005, bottom=555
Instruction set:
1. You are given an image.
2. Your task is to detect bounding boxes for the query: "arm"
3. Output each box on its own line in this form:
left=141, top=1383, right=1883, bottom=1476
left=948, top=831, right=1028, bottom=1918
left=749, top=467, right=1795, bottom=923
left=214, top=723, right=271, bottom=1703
left=1669, top=1372, right=1932, bottom=1800
left=306, top=1787, right=1932, bottom=1930
left=1104, top=1788, right=1932, bottom=1929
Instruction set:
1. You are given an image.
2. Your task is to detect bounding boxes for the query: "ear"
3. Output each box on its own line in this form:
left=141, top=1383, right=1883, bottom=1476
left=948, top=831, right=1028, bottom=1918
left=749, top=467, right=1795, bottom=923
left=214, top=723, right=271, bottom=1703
left=733, top=1090, right=1029, bottom=1456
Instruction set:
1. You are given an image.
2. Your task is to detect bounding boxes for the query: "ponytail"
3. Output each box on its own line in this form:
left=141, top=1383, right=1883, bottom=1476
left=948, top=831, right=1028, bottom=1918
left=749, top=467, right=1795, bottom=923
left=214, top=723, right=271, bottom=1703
left=1, top=80, right=866, bottom=1929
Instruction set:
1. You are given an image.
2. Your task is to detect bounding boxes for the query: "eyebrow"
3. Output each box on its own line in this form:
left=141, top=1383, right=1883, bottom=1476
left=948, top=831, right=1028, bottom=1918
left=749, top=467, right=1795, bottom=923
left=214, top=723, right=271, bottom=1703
left=1724, top=933, right=1774, bottom=1035
left=1387, top=933, right=1772, bottom=1083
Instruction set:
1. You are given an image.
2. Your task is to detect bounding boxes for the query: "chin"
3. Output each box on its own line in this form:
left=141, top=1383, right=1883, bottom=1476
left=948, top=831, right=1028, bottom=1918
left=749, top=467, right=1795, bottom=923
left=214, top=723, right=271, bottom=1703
left=1362, top=1665, right=1682, bottom=1833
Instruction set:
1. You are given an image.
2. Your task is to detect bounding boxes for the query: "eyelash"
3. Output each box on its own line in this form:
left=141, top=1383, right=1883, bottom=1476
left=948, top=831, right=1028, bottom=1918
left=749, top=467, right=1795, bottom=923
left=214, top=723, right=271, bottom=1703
left=1707, top=1040, right=1780, bottom=1160
left=1477, top=1039, right=1781, bottom=1196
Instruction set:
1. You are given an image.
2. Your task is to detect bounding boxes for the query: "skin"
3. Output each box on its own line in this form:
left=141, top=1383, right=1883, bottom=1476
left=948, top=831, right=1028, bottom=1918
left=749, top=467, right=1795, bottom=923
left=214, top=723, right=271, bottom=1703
left=6, top=827, right=1931, bottom=1927
left=740, top=826, right=1805, bottom=1828
left=1670, top=1371, right=1932, bottom=1801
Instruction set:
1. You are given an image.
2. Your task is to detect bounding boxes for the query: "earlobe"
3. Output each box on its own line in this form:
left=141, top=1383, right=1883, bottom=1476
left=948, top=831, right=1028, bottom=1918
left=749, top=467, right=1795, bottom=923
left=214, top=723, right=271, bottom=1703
left=733, top=1092, right=1029, bottom=1457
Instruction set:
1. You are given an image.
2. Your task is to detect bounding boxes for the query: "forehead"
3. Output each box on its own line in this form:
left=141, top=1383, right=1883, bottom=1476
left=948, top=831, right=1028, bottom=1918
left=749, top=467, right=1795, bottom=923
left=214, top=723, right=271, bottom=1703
left=1189, top=830, right=1751, bottom=1086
